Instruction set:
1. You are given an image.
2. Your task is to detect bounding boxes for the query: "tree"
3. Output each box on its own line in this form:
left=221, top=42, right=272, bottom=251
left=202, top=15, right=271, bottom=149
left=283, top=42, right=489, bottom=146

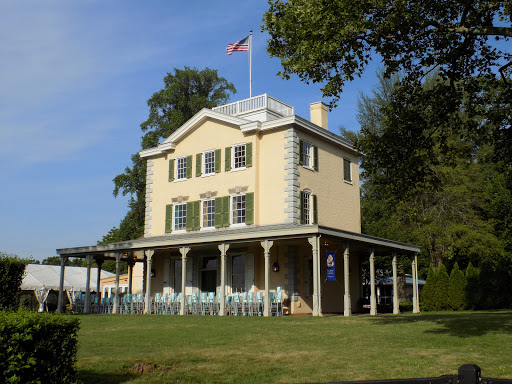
left=420, top=264, right=437, bottom=311
left=263, top=0, right=512, bottom=106
left=435, top=263, right=450, bottom=310
left=0, top=252, right=29, bottom=310
left=105, top=67, right=236, bottom=243
left=448, top=262, right=466, bottom=310
left=465, top=262, right=480, bottom=309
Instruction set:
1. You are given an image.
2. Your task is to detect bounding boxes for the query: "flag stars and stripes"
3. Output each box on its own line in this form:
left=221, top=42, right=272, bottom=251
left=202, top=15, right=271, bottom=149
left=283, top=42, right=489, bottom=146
left=226, top=35, right=249, bottom=55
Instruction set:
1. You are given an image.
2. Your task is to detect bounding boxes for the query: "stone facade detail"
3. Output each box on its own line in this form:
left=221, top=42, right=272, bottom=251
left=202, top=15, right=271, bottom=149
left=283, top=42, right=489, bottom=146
left=144, top=159, right=154, bottom=237
left=284, top=128, right=300, bottom=223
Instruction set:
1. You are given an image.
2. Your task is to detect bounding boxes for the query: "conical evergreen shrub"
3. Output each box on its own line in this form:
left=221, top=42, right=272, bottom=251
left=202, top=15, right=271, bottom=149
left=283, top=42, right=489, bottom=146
left=448, top=262, right=466, bottom=310
left=465, top=262, right=479, bottom=309
left=435, top=263, right=450, bottom=310
left=421, top=264, right=437, bottom=311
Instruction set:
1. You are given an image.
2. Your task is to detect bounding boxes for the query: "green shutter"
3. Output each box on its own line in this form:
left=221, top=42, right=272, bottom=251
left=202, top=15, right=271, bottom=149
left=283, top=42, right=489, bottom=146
left=186, top=202, right=194, bottom=231
left=186, top=155, right=193, bottom=179
left=165, top=204, right=173, bottom=233
left=196, top=153, right=202, bottom=177
left=215, top=149, right=221, bottom=173
left=299, top=140, right=304, bottom=165
left=193, top=200, right=200, bottom=230
left=225, top=147, right=231, bottom=171
left=223, top=196, right=230, bottom=227
left=246, top=142, right=252, bottom=168
left=313, top=145, right=319, bottom=171
left=215, top=197, right=223, bottom=228
left=168, top=159, right=175, bottom=182
left=245, top=192, right=254, bottom=224
left=300, top=190, right=305, bottom=224
left=313, top=194, right=318, bottom=224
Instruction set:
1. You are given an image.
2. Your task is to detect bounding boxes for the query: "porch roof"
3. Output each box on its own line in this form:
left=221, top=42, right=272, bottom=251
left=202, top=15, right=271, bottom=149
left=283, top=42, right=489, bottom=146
left=56, top=224, right=420, bottom=258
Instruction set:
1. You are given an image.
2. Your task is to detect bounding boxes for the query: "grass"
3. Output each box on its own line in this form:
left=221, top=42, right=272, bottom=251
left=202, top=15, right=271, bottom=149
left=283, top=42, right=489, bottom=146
left=76, top=311, right=512, bottom=383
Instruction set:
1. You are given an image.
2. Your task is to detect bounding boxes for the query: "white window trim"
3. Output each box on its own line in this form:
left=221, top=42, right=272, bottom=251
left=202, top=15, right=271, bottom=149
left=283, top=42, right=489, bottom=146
left=302, top=141, right=314, bottom=170
left=230, top=193, right=247, bottom=227
left=175, top=156, right=188, bottom=181
left=202, top=149, right=216, bottom=177
left=200, top=198, right=216, bottom=230
left=231, top=143, right=247, bottom=171
left=173, top=202, right=187, bottom=232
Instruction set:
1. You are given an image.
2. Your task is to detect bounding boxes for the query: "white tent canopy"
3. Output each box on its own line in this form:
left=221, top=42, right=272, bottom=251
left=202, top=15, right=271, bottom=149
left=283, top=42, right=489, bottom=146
left=22, top=264, right=115, bottom=291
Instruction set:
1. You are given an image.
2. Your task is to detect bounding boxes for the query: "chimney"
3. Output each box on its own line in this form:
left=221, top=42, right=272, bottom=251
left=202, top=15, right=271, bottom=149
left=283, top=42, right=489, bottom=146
left=310, top=102, right=328, bottom=130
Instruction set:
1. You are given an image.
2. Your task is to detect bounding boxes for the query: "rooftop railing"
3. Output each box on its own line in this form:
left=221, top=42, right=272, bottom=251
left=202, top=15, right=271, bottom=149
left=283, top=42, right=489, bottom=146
left=213, top=94, right=294, bottom=118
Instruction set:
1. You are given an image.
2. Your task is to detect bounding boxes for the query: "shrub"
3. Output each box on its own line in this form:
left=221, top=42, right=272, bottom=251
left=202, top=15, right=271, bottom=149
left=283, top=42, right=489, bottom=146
left=448, top=262, right=466, bottom=311
left=465, top=262, right=479, bottom=309
left=0, top=252, right=28, bottom=310
left=435, top=263, right=450, bottom=310
left=0, top=311, right=80, bottom=384
left=420, top=264, right=437, bottom=311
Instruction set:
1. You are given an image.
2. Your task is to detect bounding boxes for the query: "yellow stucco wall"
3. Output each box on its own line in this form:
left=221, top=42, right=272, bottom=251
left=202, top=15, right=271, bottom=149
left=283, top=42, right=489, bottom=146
left=297, top=130, right=361, bottom=233
left=148, top=119, right=288, bottom=235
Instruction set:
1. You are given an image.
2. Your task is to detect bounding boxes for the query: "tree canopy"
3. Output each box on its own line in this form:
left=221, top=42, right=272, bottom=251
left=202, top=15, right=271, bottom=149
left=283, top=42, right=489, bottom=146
left=102, top=67, right=236, bottom=244
left=263, top=0, right=512, bottom=105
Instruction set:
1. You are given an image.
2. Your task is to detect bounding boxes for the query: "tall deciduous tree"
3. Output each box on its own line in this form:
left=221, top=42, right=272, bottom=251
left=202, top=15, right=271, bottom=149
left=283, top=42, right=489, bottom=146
left=102, top=67, right=236, bottom=243
left=263, top=0, right=512, bottom=105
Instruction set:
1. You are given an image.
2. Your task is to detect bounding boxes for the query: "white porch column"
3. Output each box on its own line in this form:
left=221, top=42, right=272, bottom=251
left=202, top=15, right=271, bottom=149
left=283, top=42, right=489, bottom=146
left=412, top=254, right=420, bottom=313
left=84, top=254, right=93, bottom=313
left=261, top=240, right=274, bottom=317
left=308, top=236, right=320, bottom=316
left=179, top=247, right=190, bottom=315
left=128, top=258, right=134, bottom=294
left=112, top=253, right=122, bottom=314
left=57, top=255, right=68, bottom=313
left=95, top=257, right=103, bottom=313
left=343, top=243, right=351, bottom=317
left=369, top=248, right=377, bottom=316
left=218, top=243, right=229, bottom=316
left=415, top=254, right=420, bottom=312
left=144, top=250, right=154, bottom=314
left=392, top=252, right=399, bottom=314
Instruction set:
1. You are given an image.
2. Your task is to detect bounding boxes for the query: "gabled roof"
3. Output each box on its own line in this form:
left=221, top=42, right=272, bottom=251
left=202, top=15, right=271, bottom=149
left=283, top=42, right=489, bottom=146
left=139, top=109, right=249, bottom=158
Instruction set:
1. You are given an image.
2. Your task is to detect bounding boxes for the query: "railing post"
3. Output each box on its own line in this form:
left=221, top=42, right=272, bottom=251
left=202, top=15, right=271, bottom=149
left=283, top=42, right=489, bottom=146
left=458, top=364, right=481, bottom=384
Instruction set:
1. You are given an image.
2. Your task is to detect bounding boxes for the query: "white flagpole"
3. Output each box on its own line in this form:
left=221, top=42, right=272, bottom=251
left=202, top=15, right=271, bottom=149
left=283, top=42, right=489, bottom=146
left=249, top=30, right=253, bottom=98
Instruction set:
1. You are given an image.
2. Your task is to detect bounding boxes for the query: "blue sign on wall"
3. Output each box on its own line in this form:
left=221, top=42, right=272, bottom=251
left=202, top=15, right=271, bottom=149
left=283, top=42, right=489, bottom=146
left=326, top=251, right=336, bottom=281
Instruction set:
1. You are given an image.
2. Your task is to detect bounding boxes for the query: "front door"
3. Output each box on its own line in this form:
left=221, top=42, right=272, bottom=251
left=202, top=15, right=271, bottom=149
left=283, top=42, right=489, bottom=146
left=201, top=270, right=217, bottom=293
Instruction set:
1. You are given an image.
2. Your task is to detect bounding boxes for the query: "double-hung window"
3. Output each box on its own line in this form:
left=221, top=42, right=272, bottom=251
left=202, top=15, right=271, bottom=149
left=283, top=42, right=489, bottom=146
left=300, top=190, right=317, bottom=225
left=232, top=194, right=246, bottom=225
left=174, top=203, right=187, bottom=231
left=343, top=158, right=352, bottom=183
left=176, top=157, right=187, bottom=180
left=299, top=140, right=318, bottom=171
left=203, top=150, right=215, bottom=176
left=202, top=199, right=215, bottom=229
left=233, top=144, right=246, bottom=170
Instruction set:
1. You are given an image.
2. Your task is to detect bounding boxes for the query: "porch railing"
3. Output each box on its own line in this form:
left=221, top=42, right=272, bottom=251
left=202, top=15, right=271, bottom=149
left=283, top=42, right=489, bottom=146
left=212, top=94, right=294, bottom=118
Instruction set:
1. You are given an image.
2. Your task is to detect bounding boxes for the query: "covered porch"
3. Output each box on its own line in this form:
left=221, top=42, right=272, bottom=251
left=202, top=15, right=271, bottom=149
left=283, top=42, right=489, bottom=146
left=56, top=224, right=421, bottom=316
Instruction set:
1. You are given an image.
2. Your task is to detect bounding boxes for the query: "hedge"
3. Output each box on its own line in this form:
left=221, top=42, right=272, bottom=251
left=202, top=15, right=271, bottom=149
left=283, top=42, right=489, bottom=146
left=0, top=311, right=80, bottom=384
left=0, top=252, right=27, bottom=310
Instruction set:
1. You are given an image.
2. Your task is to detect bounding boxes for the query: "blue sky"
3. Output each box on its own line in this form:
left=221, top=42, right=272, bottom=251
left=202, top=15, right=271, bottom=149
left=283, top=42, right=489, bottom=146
left=0, top=1, right=380, bottom=261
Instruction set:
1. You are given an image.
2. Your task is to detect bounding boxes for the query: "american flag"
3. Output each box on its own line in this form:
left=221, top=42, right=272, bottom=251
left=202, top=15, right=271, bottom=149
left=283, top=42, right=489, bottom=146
left=226, top=35, right=249, bottom=55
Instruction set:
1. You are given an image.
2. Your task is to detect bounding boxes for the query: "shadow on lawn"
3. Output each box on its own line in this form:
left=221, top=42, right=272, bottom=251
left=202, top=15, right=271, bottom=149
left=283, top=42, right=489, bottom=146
left=77, top=370, right=135, bottom=384
left=371, top=311, right=512, bottom=338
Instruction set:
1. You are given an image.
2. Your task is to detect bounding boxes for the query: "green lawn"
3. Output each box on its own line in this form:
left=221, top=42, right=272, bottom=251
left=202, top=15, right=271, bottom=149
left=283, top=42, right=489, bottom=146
left=76, top=311, right=512, bottom=383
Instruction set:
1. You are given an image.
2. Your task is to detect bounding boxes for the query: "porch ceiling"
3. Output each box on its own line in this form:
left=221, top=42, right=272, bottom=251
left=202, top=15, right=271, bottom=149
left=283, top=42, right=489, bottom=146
left=56, top=224, right=420, bottom=258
